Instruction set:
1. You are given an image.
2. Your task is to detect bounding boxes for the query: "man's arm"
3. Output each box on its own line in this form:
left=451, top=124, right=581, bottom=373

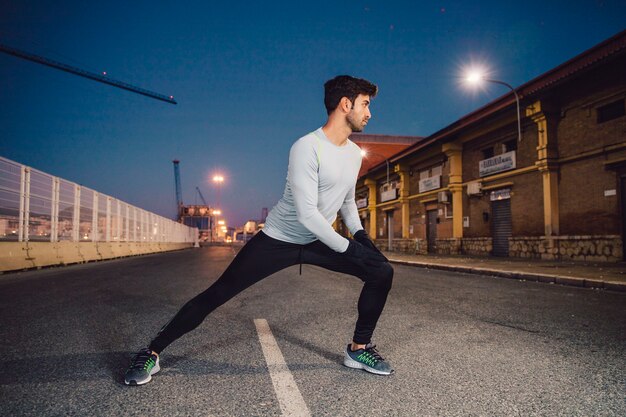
left=289, top=139, right=350, bottom=252
left=339, top=186, right=363, bottom=236
left=341, top=182, right=387, bottom=260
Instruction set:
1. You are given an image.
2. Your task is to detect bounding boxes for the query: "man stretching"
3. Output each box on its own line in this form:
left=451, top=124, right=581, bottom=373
left=125, top=75, right=394, bottom=385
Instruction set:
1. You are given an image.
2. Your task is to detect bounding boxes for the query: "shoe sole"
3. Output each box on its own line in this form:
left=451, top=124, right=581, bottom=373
left=343, top=354, right=394, bottom=376
left=124, top=362, right=161, bottom=386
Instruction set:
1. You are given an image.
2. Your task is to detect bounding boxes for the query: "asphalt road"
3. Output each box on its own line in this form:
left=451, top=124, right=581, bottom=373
left=0, top=246, right=624, bottom=416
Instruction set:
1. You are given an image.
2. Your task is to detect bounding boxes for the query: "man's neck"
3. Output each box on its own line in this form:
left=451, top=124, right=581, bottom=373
left=321, top=120, right=352, bottom=147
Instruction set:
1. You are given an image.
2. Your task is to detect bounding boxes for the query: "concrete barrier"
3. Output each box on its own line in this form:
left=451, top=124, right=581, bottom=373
left=0, top=241, right=194, bottom=272
left=109, top=243, right=125, bottom=258
left=56, top=242, right=84, bottom=265
left=0, top=242, right=34, bottom=271
left=96, top=242, right=115, bottom=260
left=133, top=243, right=150, bottom=255
left=78, top=242, right=102, bottom=262
left=26, top=242, right=61, bottom=269
left=128, top=243, right=141, bottom=256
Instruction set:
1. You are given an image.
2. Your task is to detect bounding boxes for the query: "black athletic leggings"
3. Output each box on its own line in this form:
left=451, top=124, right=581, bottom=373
left=148, top=231, right=393, bottom=353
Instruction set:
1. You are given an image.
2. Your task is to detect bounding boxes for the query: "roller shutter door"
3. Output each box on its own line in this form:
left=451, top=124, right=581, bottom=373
left=491, top=199, right=511, bottom=257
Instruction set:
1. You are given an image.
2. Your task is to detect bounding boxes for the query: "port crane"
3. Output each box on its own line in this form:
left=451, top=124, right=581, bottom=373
left=0, top=43, right=177, bottom=104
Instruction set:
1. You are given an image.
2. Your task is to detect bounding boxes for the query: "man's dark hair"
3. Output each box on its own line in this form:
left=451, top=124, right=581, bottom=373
left=324, top=75, right=378, bottom=115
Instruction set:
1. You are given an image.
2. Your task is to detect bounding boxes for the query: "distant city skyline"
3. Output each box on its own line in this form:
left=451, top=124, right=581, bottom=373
left=2, top=1, right=625, bottom=227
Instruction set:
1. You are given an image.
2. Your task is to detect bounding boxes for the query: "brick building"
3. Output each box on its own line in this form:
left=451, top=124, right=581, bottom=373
left=349, top=30, right=626, bottom=262
left=334, top=133, right=422, bottom=238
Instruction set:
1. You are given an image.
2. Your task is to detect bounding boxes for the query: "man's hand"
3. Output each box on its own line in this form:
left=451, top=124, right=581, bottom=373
left=353, top=229, right=388, bottom=261
left=344, top=238, right=388, bottom=266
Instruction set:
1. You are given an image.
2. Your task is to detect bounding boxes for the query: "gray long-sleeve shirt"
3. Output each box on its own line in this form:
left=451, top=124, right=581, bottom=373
left=263, top=128, right=363, bottom=252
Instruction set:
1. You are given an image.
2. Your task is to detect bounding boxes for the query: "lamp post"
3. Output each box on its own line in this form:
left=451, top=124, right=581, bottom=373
left=465, top=71, right=522, bottom=142
left=212, top=174, right=224, bottom=208
left=360, top=149, right=390, bottom=186
left=209, top=208, right=221, bottom=243
left=212, top=175, right=224, bottom=242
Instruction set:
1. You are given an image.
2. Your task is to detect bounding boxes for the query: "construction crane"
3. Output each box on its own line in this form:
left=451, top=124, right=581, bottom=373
left=0, top=43, right=177, bottom=104
left=173, top=160, right=183, bottom=218
left=195, top=187, right=209, bottom=206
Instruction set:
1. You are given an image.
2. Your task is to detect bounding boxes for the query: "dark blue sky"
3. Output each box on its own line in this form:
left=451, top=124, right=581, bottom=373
left=1, top=1, right=625, bottom=226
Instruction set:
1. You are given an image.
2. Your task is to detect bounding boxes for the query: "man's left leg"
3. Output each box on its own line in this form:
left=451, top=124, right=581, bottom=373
left=302, top=240, right=394, bottom=375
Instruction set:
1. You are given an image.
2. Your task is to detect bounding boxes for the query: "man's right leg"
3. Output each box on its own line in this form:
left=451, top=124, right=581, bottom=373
left=125, top=232, right=300, bottom=385
left=149, top=232, right=300, bottom=353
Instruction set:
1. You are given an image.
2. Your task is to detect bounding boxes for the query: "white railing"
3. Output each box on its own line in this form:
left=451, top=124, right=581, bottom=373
left=0, top=156, right=196, bottom=244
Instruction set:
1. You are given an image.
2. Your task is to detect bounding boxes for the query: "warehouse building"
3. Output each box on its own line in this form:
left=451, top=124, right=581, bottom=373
left=348, top=30, right=626, bottom=262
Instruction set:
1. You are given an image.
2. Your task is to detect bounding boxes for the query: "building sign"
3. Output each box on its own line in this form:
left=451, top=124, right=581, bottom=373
left=356, top=197, right=368, bottom=209
left=380, top=188, right=397, bottom=202
left=419, top=175, right=441, bottom=193
left=490, top=188, right=511, bottom=201
left=479, top=151, right=516, bottom=177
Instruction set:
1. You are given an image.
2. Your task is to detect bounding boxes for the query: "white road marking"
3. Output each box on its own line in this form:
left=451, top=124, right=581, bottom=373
left=254, top=319, right=311, bottom=417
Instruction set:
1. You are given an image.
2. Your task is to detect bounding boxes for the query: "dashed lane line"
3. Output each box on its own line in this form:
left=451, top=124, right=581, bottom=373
left=254, top=319, right=311, bottom=417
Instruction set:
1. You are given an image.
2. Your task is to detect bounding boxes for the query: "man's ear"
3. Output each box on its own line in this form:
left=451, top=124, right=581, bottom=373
left=340, top=97, right=352, bottom=113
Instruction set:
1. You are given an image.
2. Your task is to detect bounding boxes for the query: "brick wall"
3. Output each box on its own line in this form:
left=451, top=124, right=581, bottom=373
left=559, top=158, right=621, bottom=235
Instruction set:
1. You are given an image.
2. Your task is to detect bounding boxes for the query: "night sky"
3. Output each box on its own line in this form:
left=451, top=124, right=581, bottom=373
left=1, top=1, right=625, bottom=227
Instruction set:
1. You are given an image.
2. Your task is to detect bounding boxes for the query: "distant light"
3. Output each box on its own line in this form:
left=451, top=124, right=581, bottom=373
left=169, top=95, right=173, bottom=99
left=360, top=150, right=367, bottom=157
left=465, top=70, right=484, bottom=85
left=102, top=71, right=107, bottom=76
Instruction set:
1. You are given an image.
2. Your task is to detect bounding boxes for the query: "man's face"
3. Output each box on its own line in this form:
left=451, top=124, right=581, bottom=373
left=346, top=94, right=372, bottom=132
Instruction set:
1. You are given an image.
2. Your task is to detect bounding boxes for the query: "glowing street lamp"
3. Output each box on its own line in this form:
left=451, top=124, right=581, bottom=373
left=361, top=149, right=390, bottom=185
left=464, top=69, right=522, bottom=142
left=213, top=174, right=225, bottom=211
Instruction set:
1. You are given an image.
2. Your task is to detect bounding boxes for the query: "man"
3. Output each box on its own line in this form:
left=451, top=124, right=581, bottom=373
left=125, top=75, right=394, bottom=386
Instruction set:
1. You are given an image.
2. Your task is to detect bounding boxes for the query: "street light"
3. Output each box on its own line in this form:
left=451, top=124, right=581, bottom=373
left=464, top=70, right=522, bottom=142
left=213, top=175, right=224, bottom=194
left=208, top=208, right=222, bottom=243
left=213, top=174, right=225, bottom=212
left=360, top=149, right=390, bottom=186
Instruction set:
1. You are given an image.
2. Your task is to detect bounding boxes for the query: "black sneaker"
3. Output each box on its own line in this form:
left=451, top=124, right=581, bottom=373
left=124, top=348, right=160, bottom=385
left=343, top=343, right=394, bottom=376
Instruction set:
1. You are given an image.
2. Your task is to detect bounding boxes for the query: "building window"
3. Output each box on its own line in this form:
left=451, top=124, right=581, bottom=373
left=420, top=164, right=443, bottom=179
left=482, top=147, right=494, bottom=159
left=597, top=99, right=625, bottom=124
left=504, top=139, right=517, bottom=152
left=444, top=200, right=453, bottom=218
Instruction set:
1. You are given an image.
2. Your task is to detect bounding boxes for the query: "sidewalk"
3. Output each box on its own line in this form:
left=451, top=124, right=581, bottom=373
left=384, top=252, right=626, bottom=292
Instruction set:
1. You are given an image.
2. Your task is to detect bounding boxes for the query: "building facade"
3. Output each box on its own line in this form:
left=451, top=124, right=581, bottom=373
left=348, top=30, right=626, bottom=262
left=335, top=133, right=422, bottom=240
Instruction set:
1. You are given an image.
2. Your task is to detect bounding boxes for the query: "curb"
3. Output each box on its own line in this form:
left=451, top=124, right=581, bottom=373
left=388, top=259, right=626, bottom=292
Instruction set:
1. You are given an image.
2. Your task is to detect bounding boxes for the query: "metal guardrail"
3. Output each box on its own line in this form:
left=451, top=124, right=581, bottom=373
left=0, top=156, right=196, bottom=244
